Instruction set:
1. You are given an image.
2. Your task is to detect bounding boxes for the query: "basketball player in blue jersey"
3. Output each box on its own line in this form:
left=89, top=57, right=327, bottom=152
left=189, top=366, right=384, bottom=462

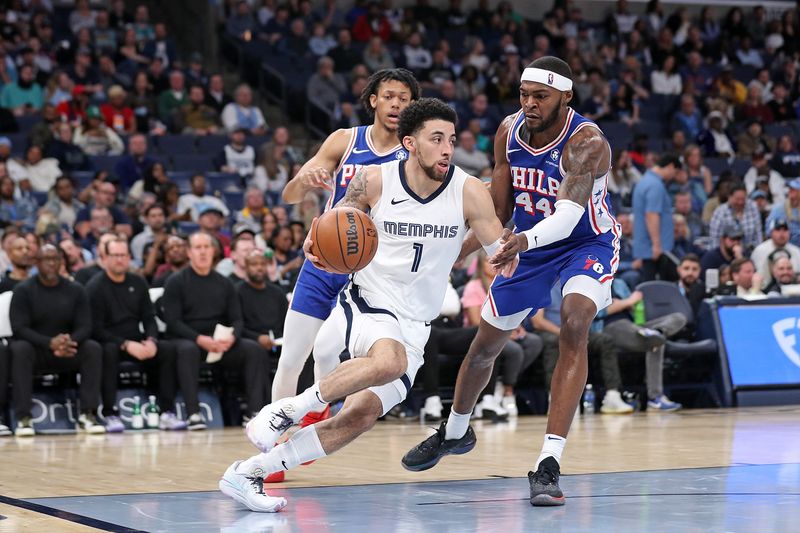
left=403, top=56, right=621, bottom=507
left=273, top=69, right=420, bottom=421
left=220, top=98, right=514, bottom=512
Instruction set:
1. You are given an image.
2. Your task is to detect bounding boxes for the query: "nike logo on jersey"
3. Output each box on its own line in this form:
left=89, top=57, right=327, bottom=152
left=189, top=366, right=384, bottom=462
left=391, top=198, right=409, bottom=205
left=508, top=148, right=522, bottom=153
left=352, top=148, right=371, bottom=154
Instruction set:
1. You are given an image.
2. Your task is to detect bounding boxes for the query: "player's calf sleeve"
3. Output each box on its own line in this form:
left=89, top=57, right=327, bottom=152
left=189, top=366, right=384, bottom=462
left=272, top=310, right=324, bottom=400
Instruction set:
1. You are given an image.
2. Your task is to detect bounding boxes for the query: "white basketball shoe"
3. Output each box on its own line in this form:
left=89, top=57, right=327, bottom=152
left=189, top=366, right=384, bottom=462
left=219, top=461, right=288, bottom=513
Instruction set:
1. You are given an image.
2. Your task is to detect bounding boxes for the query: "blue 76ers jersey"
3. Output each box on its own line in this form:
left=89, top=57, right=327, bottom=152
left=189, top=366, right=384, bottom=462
left=507, top=108, right=618, bottom=247
left=326, top=125, right=408, bottom=211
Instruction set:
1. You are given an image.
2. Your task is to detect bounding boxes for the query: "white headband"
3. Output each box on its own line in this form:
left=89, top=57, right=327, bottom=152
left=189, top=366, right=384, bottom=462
left=520, top=67, right=573, bottom=92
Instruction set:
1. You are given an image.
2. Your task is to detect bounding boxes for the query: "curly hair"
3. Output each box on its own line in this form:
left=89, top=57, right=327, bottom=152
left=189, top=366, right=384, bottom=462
left=396, top=98, right=458, bottom=143
left=359, top=68, right=421, bottom=118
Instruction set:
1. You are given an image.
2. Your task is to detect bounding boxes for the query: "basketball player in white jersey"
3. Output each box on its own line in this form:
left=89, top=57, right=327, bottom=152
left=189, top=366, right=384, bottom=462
left=274, top=69, right=420, bottom=422
left=219, top=98, right=515, bottom=512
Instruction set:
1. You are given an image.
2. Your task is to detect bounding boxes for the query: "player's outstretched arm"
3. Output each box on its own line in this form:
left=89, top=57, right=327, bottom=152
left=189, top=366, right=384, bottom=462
left=489, top=126, right=611, bottom=268
left=458, top=117, right=516, bottom=260
left=282, top=128, right=350, bottom=204
left=463, top=176, right=518, bottom=277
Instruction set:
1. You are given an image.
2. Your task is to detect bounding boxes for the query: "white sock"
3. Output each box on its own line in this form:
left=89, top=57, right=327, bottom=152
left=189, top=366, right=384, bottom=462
left=290, top=382, right=328, bottom=421
left=239, top=426, right=327, bottom=476
left=444, top=409, right=471, bottom=440
left=536, top=434, right=566, bottom=468
left=272, top=310, right=324, bottom=400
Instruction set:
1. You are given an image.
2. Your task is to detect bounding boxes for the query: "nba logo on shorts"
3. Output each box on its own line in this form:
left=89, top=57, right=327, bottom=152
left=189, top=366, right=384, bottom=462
left=583, top=255, right=604, bottom=274
left=547, top=73, right=554, bottom=85
left=396, top=150, right=407, bottom=161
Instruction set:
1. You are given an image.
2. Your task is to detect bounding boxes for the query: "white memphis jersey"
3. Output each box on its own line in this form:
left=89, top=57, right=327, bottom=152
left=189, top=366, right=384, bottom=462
left=353, top=159, right=468, bottom=322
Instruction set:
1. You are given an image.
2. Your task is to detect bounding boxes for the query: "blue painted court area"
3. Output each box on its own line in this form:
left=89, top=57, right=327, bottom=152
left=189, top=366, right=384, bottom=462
left=21, top=464, right=800, bottom=532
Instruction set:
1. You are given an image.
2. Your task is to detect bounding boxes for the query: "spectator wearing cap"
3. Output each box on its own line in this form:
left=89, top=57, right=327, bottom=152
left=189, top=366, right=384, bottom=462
left=751, top=217, right=800, bottom=287
left=709, top=182, right=763, bottom=250
left=235, top=188, right=269, bottom=233
left=697, top=111, right=735, bottom=159
left=214, top=128, right=255, bottom=179
left=143, top=22, right=177, bottom=68
left=177, top=173, right=229, bottom=223
left=21, top=145, right=61, bottom=192
left=767, top=178, right=800, bottom=248
left=197, top=206, right=230, bottom=252
left=0, top=64, right=42, bottom=116
left=736, top=121, right=776, bottom=159
left=112, top=134, right=153, bottom=191
left=176, top=84, right=220, bottom=136
left=750, top=189, right=771, bottom=228
left=632, top=153, right=682, bottom=281
left=744, top=151, right=785, bottom=207
left=204, top=73, right=232, bottom=115
left=157, top=70, right=187, bottom=128
left=73, top=105, right=125, bottom=156
left=221, top=83, right=266, bottom=136
left=772, top=135, right=800, bottom=180
left=700, top=223, right=745, bottom=274
left=56, top=84, right=91, bottom=125
left=100, top=85, right=136, bottom=135
left=185, top=53, right=208, bottom=87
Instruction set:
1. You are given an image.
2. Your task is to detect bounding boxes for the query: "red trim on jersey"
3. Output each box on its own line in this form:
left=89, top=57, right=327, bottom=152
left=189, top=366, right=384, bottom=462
left=325, top=129, right=358, bottom=212
left=514, top=108, right=574, bottom=156
left=487, top=289, right=498, bottom=317
left=599, top=274, right=614, bottom=283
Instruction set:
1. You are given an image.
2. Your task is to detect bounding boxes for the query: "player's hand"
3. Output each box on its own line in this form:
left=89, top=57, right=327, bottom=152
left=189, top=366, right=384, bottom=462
left=303, top=167, right=334, bottom=192
left=488, top=229, right=523, bottom=277
left=303, top=218, right=335, bottom=273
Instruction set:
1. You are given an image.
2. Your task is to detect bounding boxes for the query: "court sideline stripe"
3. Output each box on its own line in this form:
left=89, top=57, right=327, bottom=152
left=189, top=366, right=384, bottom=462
left=417, top=492, right=800, bottom=506
left=0, top=494, right=145, bottom=532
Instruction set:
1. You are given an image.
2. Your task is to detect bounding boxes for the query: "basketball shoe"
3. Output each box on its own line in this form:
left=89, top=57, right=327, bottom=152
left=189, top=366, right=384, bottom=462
left=219, top=461, right=287, bottom=513
left=246, top=398, right=302, bottom=453
left=401, top=421, right=476, bottom=472
left=528, top=456, right=565, bottom=506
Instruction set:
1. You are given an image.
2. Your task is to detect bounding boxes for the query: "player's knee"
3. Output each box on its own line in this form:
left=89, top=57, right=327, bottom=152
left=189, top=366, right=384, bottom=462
left=561, top=314, right=592, bottom=346
left=336, top=402, right=379, bottom=435
left=372, top=342, right=407, bottom=383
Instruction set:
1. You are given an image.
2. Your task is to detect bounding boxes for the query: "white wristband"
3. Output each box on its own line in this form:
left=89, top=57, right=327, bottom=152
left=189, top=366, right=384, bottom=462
left=483, top=238, right=502, bottom=257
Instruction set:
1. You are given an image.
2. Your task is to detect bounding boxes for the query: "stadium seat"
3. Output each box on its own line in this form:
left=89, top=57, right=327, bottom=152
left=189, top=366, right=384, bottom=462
left=206, top=172, right=243, bottom=193
left=71, top=171, right=95, bottom=190
left=31, top=191, right=48, bottom=206
left=597, top=120, right=632, bottom=149
left=196, top=135, right=229, bottom=155
left=731, top=158, right=751, bottom=176
left=177, top=221, right=200, bottom=235
left=0, top=290, right=13, bottom=337
left=171, top=154, right=215, bottom=172
left=223, top=191, right=244, bottom=211
left=6, top=132, right=28, bottom=154
left=704, top=157, right=729, bottom=177
left=167, top=171, right=193, bottom=193
left=764, top=121, right=797, bottom=140
left=90, top=155, right=122, bottom=173
left=245, top=134, right=270, bottom=152
left=156, top=135, right=198, bottom=155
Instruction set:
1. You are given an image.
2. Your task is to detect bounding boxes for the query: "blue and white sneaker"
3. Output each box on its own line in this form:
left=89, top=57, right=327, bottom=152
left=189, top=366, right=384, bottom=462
left=647, top=395, right=682, bottom=412
left=246, top=399, right=300, bottom=453
left=219, top=461, right=288, bottom=513
left=104, top=415, right=125, bottom=433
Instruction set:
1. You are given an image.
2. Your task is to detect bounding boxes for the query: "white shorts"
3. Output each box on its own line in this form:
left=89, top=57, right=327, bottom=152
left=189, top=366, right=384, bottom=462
left=314, top=284, right=430, bottom=415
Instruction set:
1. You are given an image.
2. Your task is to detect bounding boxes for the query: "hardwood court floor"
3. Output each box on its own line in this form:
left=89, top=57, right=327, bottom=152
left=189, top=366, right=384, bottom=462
left=1, top=406, right=799, bottom=531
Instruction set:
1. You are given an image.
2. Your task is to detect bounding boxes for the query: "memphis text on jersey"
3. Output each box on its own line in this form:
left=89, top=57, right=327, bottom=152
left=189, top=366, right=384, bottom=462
left=383, top=221, right=459, bottom=239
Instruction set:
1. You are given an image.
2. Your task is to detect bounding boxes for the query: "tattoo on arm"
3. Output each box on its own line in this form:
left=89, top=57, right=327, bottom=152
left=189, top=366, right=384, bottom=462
left=338, top=166, right=369, bottom=211
left=557, top=128, right=609, bottom=206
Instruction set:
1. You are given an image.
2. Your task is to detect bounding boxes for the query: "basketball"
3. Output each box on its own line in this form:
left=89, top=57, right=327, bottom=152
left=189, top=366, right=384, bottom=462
left=311, top=207, right=378, bottom=274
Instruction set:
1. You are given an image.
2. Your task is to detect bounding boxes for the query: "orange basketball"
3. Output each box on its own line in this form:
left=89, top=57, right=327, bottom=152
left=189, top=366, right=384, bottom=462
left=311, top=207, right=378, bottom=274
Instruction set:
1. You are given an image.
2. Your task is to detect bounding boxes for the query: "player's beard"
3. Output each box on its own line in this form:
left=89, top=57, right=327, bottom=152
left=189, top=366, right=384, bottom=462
left=418, top=154, right=448, bottom=182
left=530, top=104, right=561, bottom=133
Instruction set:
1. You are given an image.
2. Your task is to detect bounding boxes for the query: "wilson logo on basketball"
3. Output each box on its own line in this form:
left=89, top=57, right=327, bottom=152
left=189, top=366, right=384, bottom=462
left=346, top=211, right=360, bottom=255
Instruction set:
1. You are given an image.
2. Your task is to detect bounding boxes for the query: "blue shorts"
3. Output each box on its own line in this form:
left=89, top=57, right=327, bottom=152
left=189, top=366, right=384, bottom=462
left=486, top=233, right=617, bottom=320
left=290, top=259, right=351, bottom=320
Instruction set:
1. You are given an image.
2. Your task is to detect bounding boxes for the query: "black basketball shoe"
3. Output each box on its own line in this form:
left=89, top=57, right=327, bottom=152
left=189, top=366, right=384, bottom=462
left=528, top=456, right=565, bottom=506
left=401, top=421, right=477, bottom=472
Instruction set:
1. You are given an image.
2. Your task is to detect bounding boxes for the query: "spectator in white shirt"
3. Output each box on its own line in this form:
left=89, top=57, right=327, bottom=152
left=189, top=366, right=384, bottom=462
left=743, top=151, right=786, bottom=207
left=221, top=84, right=267, bottom=136
left=650, top=55, right=682, bottom=95
left=403, top=32, right=432, bottom=74
left=176, top=173, right=229, bottom=222
left=750, top=218, right=800, bottom=287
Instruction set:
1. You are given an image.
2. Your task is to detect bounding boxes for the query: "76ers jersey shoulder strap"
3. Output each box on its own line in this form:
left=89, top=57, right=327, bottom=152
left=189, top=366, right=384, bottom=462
left=328, top=125, right=408, bottom=210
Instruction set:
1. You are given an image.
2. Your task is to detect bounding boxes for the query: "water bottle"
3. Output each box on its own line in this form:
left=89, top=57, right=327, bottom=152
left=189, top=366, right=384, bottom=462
left=131, top=396, right=144, bottom=429
left=632, top=300, right=646, bottom=326
left=146, top=395, right=160, bottom=429
left=582, top=385, right=595, bottom=414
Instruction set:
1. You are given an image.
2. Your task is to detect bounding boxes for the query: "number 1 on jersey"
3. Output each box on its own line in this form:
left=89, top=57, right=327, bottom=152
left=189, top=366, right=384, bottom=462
left=411, top=243, right=423, bottom=272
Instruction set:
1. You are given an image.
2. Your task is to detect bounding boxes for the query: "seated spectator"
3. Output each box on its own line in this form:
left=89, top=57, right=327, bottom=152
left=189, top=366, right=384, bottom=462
left=306, top=57, right=347, bottom=116
left=712, top=65, right=747, bottom=106
left=10, top=245, right=105, bottom=436
left=682, top=144, right=713, bottom=200
left=162, top=232, right=268, bottom=429
left=767, top=178, right=800, bottom=248
left=579, top=80, right=611, bottom=122
left=68, top=49, right=102, bottom=98
left=56, top=84, right=91, bottom=126
left=697, top=111, right=735, bottom=159
left=463, top=93, right=500, bottom=137
left=452, top=130, right=490, bottom=177
left=0, top=139, right=28, bottom=185
left=422, top=48, right=456, bottom=89
left=0, top=236, right=32, bottom=292
left=673, top=190, right=704, bottom=240
left=131, top=203, right=168, bottom=267
left=0, top=176, right=36, bottom=229
left=143, top=22, right=177, bottom=67
left=764, top=256, right=799, bottom=295
left=709, top=183, right=763, bottom=251
left=328, top=28, right=361, bottom=74
left=596, top=279, right=685, bottom=411
left=129, top=71, right=158, bottom=134
left=185, top=53, right=208, bottom=87
left=772, top=135, right=800, bottom=180
left=768, top=84, right=796, bottom=123
left=73, top=232, right=117, bottom=285
left=221, top=83, right=266, bottom=136
left=0, top=228, right=20, bottom=273
left=254, top=211, right=279, bottom=252
left=47, top=71, right=75, bottom=107
left=531, top=282, right=632, bottom=414
left=736, top=121, right=776, bottom=159
left=680, top=51, right=713, bottom=97
left=151, top=235, right=188, bottom=287
left=730, top=257, right=763, bottom=296
left=220, top=231, right=255, bottom=282
left=309, top=22, right=337, bottom=58
left=735, top=35, right=763, bottom=68
left=112, top=133, right=153, bottom=192
left=671, top=213, right=704, bottom=259
left=609, top=81, right=640, bottom=126
left=87, top=238, right=186, bottom=432
left=455, top=65, right=485, bottom=103
left=235, top=188, right=269, bottom=233
left=75, top=181, right=132, bottom=238
left=198, top=206, right=230, bottom=252
left=45, top=124, right=89, bottom=173
left=204, top=73, right=232, bottom=115
left=176, top=173, right=230, bottom=222
left=93, top=8, right=117, bottom=52
left=73, top=105, right=125, bottom=156
left=214, top=128, right=255, bottom=179
left=701, top=223, right=745, bottom=274
left=676, top=254, right=705, bottom=318
left=157, top=70, right=187, bottom=128
left=58, top=237, right=91, bottom=277
left=0, top=64, right=42, bottom=116
left=737, top=85, right=773, bottom=125
left=177, top=84, right=221, bottom=136
left=225, top=0, right=258, bottom=42
left=353, top=2, right=391, bottom=42
left=744, top=151, right=786, bottom=207
left=608, top=148, right=641, bottom=207
left=100, top=85, right=136, bottom=135
left=78, top=206, right=114, bottom=254
left=650, top=54, right=682, bottom=95
left=270, top=225, right=302, bottom=288
left=751, top=218, right=800, bottom=285
left=237, top=249, right=287, bottom=358
left=20, top=145, right=61, bottom=193
left=403, top=31, right=433, bottom=75
left=30, top=103, right=59, bottom=149
left=362, top=35, right=394, bottom=72
left=277, top=18, right=310, bottom=59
